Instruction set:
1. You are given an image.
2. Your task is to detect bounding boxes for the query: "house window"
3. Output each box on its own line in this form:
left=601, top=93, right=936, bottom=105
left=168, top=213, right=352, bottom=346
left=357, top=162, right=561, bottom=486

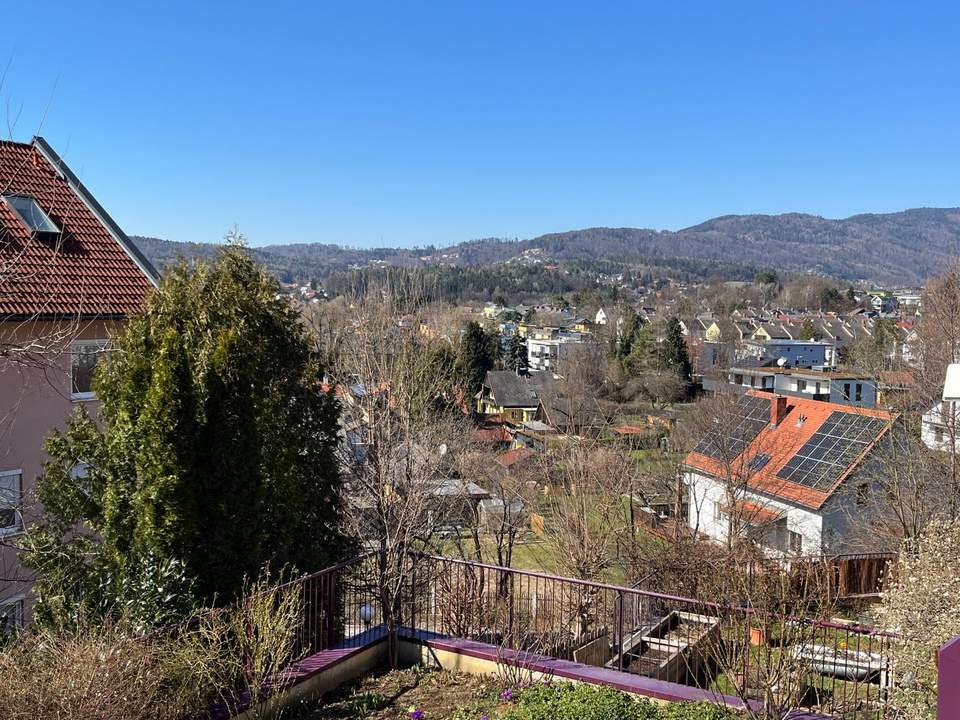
left=713, top=501, right=727, bottom=524
left=855, top=384, right=863, bottom=402
left=71, top=340, right=107, bottom=400
left=788, top=530, right=803, bottom=554
left=0, top=598, right=23, bottom=636
left=856, top=482, right=869, bottom=507
left=2, top=193, right=60, bottom=235
left=935, top=426, right=944, bottom=443
left=843, top=383, right=851, bottom=401
left=0, top=470, right=22, bottom=533
left=797, top=379, right=807, bottom=392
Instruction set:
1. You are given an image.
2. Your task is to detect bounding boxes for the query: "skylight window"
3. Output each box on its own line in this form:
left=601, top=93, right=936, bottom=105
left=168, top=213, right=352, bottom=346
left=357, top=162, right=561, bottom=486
left=3, top=194, right=60, bottom=235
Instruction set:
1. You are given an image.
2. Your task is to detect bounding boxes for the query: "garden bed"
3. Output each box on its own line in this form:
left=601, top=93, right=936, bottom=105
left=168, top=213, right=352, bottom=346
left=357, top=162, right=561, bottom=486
left=285, top=667, right=509, bottom=719
left=284, top=668, right=745, bottom=720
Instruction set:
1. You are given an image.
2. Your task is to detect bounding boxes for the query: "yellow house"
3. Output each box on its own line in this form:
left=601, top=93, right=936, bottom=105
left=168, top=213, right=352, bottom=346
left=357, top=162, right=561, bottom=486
left=476, top=370, right=555, bottom=426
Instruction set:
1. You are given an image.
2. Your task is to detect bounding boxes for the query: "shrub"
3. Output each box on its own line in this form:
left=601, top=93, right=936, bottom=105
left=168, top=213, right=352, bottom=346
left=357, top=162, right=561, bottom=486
left=879, top=518, right=960, bottom=720
left=0, top=573, right=303, bottom=720
left=660, top=701, right=742, bottom=719
left=499, top=683, right=741, bottom=720
left=500, top=682, right=659, bottom=720
left=0, top=618, right=234, bottom=720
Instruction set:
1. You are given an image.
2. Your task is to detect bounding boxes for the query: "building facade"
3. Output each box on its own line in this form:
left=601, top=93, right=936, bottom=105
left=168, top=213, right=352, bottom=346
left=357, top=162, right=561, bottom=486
left=0, top=137, right=156, bottom=627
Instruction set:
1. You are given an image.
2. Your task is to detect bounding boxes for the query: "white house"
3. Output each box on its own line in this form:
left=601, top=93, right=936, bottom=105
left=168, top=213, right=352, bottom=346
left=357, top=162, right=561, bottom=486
left=684, top=392, right=895, bottom=557
left=921, top=401, right=958, bottom=452
left=595, top=308, right=608, bottom=326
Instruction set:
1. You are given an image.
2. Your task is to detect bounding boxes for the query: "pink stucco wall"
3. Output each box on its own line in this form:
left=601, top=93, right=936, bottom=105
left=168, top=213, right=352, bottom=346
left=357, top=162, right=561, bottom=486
left=0, top=318, right=124, bottom=615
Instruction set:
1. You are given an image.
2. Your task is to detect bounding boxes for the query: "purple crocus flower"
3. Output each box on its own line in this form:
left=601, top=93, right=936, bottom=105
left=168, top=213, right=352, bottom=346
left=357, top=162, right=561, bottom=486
left=500, top=688, right=514, bottom=701
left=408, top=708, right=424, bottom=720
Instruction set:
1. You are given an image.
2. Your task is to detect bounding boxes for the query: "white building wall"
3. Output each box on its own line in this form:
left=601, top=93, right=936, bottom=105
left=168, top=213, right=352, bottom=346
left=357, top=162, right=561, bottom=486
left=686, top=470, right=824, bottom=556
left=922, top=401, right=959, bottom=452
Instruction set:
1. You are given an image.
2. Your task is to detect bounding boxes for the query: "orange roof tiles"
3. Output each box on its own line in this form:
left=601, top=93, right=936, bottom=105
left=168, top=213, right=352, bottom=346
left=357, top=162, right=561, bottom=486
left=495, top=446, right=537, bottom=469
left=684, top=391, right=895, bottom=511
left=472, top=425, right=513, bottom=443
left=0, top=138, right=155, bottom=317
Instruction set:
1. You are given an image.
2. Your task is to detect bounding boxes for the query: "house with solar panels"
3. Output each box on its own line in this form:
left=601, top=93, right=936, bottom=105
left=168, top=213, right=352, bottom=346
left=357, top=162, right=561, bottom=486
left=683, top=391, right=896, bottom=557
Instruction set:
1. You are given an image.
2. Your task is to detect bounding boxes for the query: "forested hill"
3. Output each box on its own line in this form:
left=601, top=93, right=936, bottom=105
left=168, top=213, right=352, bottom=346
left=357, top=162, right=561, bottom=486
left=131, top=207, right=960, bottom=285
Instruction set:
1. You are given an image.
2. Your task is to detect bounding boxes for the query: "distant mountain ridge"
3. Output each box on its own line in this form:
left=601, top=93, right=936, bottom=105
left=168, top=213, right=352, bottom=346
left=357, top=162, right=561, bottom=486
left=131, top=207, right=960, bottom=285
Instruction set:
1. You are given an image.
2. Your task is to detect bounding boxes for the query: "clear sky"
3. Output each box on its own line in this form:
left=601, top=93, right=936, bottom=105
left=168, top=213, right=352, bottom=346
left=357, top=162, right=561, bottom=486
left=5, top=1, right=959, bottom=247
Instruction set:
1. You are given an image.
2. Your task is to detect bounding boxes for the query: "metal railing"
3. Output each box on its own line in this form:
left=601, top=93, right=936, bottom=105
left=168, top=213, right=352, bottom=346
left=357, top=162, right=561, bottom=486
left=402, top=554, right=898, bottom=719
left=172, top=551, right=899, bottom=718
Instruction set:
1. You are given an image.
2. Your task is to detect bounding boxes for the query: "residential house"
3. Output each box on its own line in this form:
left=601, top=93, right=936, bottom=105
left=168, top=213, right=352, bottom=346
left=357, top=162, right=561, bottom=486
left=685, top=392, right=895, bottom=557
left=763, top=339, right=834, bottom=368
left=921, top=401, right=959, bottom=452
left=724, top=364, right=879, bottom=408
left=476, top=370, right=556, bottom=425
left=0, top=137, right=157, bottom=624
left=594, top=308, right=608, bottom=325
left=526, top=329, right=595, bottom=372
left=869, top=291, right=898, bottom=314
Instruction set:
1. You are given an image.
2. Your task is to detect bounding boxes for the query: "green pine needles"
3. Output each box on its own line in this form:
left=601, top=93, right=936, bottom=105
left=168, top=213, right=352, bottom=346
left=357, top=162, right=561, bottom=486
left=22, top=246, right=344, bottom=629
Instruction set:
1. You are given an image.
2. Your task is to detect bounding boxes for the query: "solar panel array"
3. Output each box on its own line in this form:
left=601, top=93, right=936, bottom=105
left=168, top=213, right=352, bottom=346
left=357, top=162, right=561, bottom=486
left=693, top=395, right=770, bottom=460
left=777, top=411, right=887, bottom=490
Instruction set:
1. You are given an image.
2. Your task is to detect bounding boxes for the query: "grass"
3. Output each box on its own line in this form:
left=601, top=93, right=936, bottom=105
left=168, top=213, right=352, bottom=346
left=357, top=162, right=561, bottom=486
left=628, top=449, right=683, bottom=474
left=286, top=667, right=509, bottom=719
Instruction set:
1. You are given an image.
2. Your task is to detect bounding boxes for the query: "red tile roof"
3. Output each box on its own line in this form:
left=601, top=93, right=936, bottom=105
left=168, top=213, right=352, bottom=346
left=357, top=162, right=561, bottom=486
left=0, top=137, right=156, bottom=317
left=472, top=425, right=513, bottom=443
left=495, top=446, right=537, bottom=469
left=684, top=392, right=895, bottom=510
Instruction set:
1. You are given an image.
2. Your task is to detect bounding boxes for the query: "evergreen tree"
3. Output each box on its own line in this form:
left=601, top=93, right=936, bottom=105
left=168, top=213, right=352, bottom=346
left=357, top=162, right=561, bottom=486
left=457, top=321, right=498, bottom=395
left=617, top=308, right=643, bottom=358
left=22, top=246, right=344, bottom=628
left=661, top=317, right=693, bottom=387
left=504, top=333, right=530, bottom=374
left=799, top=319, right=818, bottom=340
left=625, top=324, right=655, bottom=376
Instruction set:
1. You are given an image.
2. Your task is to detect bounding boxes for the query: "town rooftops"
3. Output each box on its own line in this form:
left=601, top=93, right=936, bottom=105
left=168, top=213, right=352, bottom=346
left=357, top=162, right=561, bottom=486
left=0, top=137, right=157, bottom=318
left=684, top=391, right=895, bottom=510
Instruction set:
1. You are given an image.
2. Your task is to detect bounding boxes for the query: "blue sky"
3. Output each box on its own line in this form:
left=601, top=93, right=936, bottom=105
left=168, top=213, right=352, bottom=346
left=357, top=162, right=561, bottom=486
left=5, top=2, right=959, bottom=247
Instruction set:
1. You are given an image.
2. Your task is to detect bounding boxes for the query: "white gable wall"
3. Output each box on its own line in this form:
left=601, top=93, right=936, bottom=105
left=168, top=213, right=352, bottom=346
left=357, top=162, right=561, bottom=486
left=686, top=469, right=825, bottom=556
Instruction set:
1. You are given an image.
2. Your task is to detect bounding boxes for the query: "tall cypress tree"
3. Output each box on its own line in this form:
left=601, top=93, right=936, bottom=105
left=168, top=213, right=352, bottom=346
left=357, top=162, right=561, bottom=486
left=23, top=246, right=344, bottom=627
left=662, top=317, right=693, bottom=387
left=457, top=321, right=498, bottom=394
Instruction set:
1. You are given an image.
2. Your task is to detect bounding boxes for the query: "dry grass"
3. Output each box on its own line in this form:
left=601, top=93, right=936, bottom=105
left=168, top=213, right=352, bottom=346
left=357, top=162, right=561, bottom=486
left=287, top=667, right=510, bottom=720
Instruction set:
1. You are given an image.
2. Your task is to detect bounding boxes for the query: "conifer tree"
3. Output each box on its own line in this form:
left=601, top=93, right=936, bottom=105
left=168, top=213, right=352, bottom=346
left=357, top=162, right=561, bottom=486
left=22, top=245, right=344, bottom=627
left=456, top=321, right=498, bottom=394
left=504, top=333, right=529, bottom=374
left=662, top=317, right=693, bottom=389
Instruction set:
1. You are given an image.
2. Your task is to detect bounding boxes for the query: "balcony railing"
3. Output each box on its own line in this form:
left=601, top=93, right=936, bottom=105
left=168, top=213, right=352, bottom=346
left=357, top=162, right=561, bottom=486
left=202, top=552, right=900, bottom=718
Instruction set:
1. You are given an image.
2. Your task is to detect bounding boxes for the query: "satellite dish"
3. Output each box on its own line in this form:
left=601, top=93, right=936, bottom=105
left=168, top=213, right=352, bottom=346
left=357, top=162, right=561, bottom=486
left=777, top=357, right=787, bottom=367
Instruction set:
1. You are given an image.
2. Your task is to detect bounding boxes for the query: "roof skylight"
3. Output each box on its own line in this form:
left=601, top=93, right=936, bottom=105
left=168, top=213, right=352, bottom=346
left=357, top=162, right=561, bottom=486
left=3, top=193, right=60, bottom=235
